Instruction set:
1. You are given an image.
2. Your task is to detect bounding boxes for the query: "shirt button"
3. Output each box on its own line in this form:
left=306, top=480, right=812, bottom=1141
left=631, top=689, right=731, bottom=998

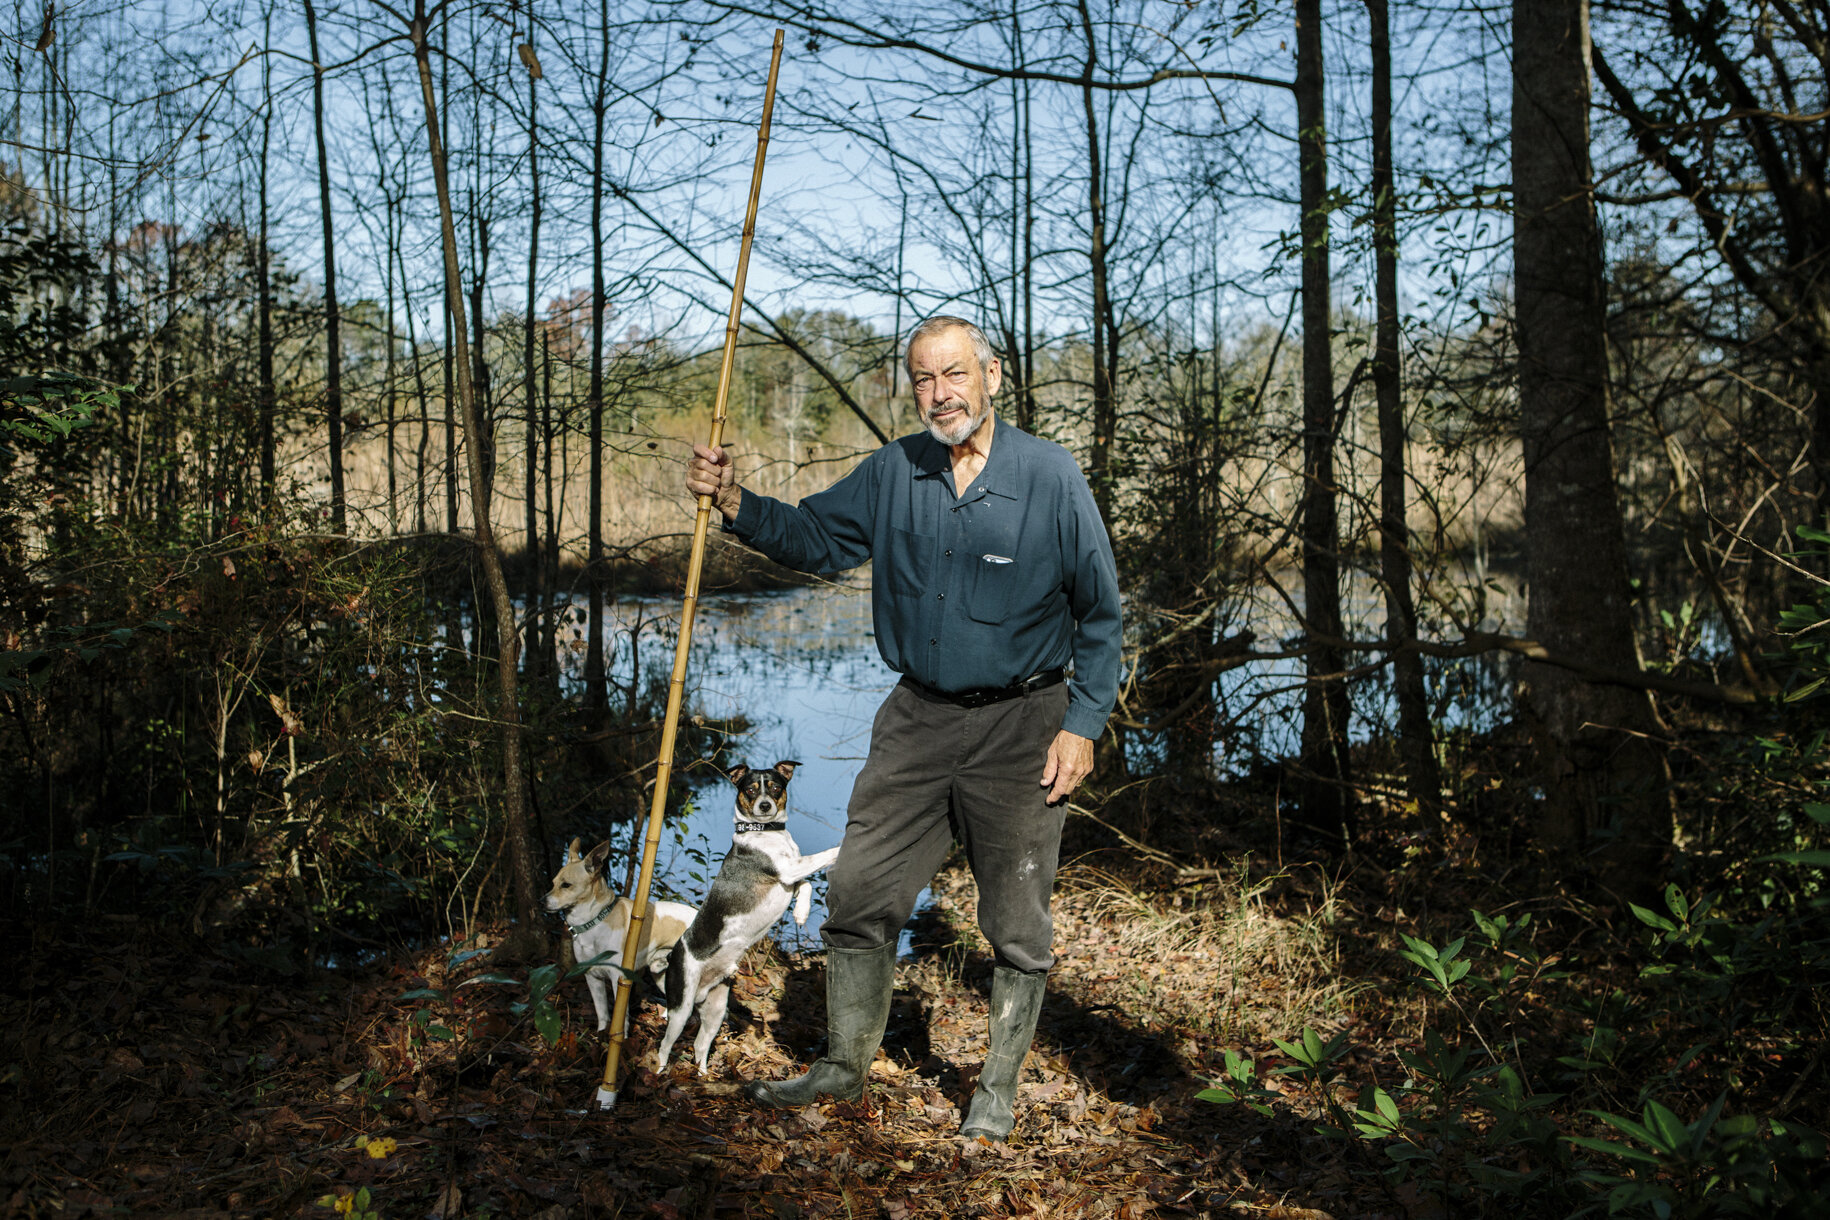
left=929, top=638, right=938, bottom=646
left=937, top=594, right=945, bottom=601
left=944, top=549, right=952, bottom=557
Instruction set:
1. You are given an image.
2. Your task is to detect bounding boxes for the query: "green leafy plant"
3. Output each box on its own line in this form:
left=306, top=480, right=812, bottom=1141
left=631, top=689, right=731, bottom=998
left=1195, top=900, right=1830, bottom=1215
left=1572, top=1095, right=1828, bottom=1218
left=0, top=374, right=112, bottom=443
left=1397, top=931, right=1471, bottom=996
left=1194, top=1048, right=1276, bottom=1117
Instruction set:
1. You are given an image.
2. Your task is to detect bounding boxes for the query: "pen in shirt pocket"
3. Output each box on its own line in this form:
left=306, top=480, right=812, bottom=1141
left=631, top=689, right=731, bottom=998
left=982, top=554, right=1014, bottom=564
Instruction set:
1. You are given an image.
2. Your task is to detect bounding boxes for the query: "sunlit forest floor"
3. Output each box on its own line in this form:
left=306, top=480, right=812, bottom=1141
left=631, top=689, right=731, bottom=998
left=1, top=797, right=1819, bottom=1220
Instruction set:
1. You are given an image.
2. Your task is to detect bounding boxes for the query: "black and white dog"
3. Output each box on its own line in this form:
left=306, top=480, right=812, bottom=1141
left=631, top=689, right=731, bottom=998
left=651, top=760, right=840, bottom=1075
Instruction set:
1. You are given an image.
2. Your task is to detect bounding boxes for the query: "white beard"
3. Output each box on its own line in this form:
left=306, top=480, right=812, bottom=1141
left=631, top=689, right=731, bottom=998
left=924, top=392, right=989, bottom=446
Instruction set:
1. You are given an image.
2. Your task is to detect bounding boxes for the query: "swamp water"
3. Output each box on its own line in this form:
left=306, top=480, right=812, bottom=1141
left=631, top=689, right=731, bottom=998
left=542, top=560, right=1637, bottom=947
left=548, top=571, right=1542, bottom=944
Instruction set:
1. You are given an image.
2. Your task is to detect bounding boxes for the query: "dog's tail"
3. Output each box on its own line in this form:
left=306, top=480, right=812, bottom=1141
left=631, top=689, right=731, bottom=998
left=663, top=939, right=687, bottom=1011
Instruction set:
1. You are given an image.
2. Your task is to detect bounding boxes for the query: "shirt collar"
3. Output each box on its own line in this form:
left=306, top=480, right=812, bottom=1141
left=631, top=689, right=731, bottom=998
left=909, top=418, right=1023, bottom=501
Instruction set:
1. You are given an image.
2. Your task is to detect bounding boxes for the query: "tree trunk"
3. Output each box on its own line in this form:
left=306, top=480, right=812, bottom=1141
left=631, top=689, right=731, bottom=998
left=1021, top=49, right=1035, bottom=432
left=441, top=10, right=458, bottom=535
left=1003, top=0, right=1025, bottom=419
left=541, top=327, right=560, bottom=676
left=409, top=0, right=544, bottom=946
left=584, top=0, right=610, bottom=710
left=1076, top=0, right=1125, bottom=781
left=383, top=195, right=399, bottom=533
left=523, top=20, right=546, bottom=682
left=304, top=0, right=345, bottom=534
left=469, top=209, right=494, bottom=497
left=444, top=307, right=458, bottom=533
left=1513, top=0, right=1670, bottom=895
left=257, top=6, right=276, bottom=503
left=1368, top=0, right=1439, bottom=811
left=1295, top=0, right=1353, bottom=847
left=397, top=229, right=430, bottom=535
left=1076, top=0, right=1116, bottom=525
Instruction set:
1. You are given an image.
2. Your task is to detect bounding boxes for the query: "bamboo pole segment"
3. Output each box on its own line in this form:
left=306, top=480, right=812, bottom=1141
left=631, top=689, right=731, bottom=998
left=597, top=28, right=785, bottom=1111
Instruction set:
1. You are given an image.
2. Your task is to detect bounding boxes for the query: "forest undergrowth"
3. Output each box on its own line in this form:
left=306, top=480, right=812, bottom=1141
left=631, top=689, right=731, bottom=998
left=3, top=777, right=1825, bottom=1220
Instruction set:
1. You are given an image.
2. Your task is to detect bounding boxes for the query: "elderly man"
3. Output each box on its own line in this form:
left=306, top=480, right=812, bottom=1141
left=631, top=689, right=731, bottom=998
left=684, top=315, right=1121, bottom=1142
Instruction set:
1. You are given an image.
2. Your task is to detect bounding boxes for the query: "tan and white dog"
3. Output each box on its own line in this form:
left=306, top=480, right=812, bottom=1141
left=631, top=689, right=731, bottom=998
left=546, top=837, right=697, bottom=1034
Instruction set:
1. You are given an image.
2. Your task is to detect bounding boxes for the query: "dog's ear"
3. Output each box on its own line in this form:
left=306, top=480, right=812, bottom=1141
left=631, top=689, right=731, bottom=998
left=727, top=763, right=751, bottom=786
left=565, top=836, right=583, bottom=865
left=772, top=760, right=801, bottom=781
left=586, top=841, right=611, bottom=872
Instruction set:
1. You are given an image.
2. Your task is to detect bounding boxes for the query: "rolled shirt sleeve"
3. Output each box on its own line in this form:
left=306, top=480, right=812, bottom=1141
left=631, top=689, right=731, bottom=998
left=727, top=449, right=881, bottom=575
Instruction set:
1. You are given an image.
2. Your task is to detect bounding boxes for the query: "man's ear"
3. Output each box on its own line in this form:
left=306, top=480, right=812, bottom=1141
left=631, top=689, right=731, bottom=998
left=984, top=356, right=1002, bottom=399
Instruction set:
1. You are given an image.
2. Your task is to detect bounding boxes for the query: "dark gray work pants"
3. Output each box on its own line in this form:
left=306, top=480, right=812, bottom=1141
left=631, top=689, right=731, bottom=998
left=821, top=678, right=1070, bottom=973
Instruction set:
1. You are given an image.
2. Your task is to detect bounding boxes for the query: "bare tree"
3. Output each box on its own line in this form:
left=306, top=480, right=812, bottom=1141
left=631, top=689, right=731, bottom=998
left=584, top=0, right=611, bottom=710
left=256, top=2, right=277, bottom=502
left=1514, top=0, right=1670, bottom=894
left=303, top=0, right=346, bottom=533
left=1368, top=0, right=1438, bottom=810
left=521, top=10, right=547, bottom=681
left=1294, top=0, right=1352, bottom=846
left=406, top=0, right=543, bottom=945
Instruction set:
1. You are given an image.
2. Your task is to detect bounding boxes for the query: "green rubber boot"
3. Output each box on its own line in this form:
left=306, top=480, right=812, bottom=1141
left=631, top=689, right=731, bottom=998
left=742, top=942, right=895, bottom=1107
left=960, top=966, right=1046, bottom=1142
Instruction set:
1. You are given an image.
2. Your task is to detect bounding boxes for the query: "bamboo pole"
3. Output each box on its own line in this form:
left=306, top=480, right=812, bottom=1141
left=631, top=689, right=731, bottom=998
left=597, top=29, right=785, bottom=1110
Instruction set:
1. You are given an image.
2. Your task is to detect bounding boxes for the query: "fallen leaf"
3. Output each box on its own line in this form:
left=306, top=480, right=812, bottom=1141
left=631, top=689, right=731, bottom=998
left=427, top=1183, right=462, bottom=1219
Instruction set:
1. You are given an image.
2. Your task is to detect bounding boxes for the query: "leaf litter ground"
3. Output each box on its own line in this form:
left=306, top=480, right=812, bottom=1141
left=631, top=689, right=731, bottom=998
left=4, top=848, right=1435, bottom=1220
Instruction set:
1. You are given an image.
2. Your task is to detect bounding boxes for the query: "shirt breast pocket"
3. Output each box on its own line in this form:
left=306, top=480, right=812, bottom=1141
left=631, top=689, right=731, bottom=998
left=886, top=526, right=933, bottom=598
left=967, top=550, right=1020, bottom=624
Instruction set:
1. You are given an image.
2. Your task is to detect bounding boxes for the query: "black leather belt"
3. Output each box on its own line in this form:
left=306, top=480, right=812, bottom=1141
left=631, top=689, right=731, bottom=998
left=903, top=668, right=1066, bottom=709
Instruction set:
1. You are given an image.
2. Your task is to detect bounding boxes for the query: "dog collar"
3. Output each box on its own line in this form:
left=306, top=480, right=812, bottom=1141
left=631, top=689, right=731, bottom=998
left=735, top=820, right=787, bottom=834
left=568, top=902, right=615, bottom=936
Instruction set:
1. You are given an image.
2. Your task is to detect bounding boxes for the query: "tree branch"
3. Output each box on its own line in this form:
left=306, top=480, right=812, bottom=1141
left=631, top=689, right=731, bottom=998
left=702, top=1, right=1293, bottom=93
left=605, top=179, right=892, bottom=445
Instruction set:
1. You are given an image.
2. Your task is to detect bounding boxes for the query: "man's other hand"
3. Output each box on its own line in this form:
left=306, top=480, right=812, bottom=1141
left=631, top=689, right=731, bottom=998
left=1040, top=730, right=1094, bottom=805
left=687, top=443, right=743, bottom=523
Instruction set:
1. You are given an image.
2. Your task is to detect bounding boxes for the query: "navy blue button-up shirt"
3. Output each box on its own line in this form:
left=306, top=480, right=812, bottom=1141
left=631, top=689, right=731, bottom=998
left=727, top=422, right=1122, bottom=740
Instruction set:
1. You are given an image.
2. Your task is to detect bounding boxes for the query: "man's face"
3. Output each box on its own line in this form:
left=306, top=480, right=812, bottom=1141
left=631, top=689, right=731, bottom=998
left=909, top=327, right=1001, bottom=447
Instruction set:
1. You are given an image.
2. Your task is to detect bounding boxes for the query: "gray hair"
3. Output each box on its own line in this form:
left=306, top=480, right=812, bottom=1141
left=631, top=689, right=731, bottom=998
left=904, top=315, right=995, bottom=380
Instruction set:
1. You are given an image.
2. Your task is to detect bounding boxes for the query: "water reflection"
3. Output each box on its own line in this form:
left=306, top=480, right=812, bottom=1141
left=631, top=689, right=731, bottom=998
left=1151, top=563, right=1531, bottom=776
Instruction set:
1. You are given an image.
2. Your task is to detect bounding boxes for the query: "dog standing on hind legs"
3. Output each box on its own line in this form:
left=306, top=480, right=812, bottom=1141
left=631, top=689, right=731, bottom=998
left=652, top=760, right=840, bottom=1075
left=545, top=837, right=697, bottom=1036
